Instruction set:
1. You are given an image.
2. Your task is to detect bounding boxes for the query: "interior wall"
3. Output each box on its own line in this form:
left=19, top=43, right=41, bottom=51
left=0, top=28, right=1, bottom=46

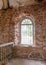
left=0, top=0, right=46, bottom=9
left=9, top=0, right=35, bottom=7
left=0, top=9, right=15, bottom=44
left=15, top=3, right=46, bottom=47
left=14, top=2, right=46, bottom=59
left=0, top=2, right=46, bottom=59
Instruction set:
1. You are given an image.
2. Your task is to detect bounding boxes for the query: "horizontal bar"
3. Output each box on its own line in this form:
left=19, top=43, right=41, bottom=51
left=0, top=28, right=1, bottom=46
left=0, top=42, right=14, bottom=47
left=21, top=24, right=33, bottom=25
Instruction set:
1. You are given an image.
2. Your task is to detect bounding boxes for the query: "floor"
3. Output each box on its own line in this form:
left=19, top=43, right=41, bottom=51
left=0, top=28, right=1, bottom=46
left=6, top=58, right=46, bottom=65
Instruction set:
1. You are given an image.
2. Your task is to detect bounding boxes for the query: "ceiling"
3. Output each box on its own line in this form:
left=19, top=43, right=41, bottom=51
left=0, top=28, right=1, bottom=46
left=0, top=0, right=46, bottom=9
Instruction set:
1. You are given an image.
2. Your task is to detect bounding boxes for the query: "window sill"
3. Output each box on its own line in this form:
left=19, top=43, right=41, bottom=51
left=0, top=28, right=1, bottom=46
left=15, top=44, right=35, bottom=47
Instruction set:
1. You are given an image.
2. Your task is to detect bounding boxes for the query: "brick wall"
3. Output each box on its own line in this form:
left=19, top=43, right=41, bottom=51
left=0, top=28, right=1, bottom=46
left=14, top=2, right=46, bottom=59
left=0, top=9, right=15, bottom=44
left=0, top=2, right=46, bottom=60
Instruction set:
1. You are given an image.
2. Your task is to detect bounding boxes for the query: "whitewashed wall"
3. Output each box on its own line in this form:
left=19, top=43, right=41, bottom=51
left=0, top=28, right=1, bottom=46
left=0, top=0, right=3, bottom=9
left=0, top=0, right=35, bottom=9
left=9, top=0, right=35, bottom=7
left=0, top=0, right=46, bottom=9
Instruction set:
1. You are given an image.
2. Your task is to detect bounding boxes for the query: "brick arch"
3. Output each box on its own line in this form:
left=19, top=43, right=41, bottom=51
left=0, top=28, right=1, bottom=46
left=14, top=13, right=35, bottom=45
left=17, top=13, right=35, bottom=24
left=13, top=13, right=35, bottom=25
left=18, top=13, right=36, bottom=46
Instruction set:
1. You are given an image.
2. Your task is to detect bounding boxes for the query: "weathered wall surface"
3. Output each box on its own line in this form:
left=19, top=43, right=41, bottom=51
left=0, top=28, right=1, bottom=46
left=0, top=0, right=46, bottom=9
left=0, top=2, right=46, bottom=59
left=15, top=2, right=46, bottom=47
left=0, top=9, right=14, bottom=44
left=14, top=2, right=46, bottom=59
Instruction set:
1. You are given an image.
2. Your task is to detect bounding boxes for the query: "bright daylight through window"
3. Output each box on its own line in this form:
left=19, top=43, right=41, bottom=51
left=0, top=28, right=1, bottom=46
left=21, top=18, right=34, bottom=46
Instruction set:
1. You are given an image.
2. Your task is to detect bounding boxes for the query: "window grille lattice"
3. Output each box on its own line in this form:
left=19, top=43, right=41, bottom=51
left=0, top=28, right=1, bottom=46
left=21, top=18, right=33, bottom=45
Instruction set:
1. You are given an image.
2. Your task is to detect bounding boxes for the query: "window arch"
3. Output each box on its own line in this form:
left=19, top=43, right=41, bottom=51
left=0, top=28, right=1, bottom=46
left=20, top=18, right=34, bottom=46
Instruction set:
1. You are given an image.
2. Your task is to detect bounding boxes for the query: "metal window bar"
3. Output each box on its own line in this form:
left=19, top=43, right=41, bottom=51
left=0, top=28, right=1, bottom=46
left=21, top=18, right=33, bottom=45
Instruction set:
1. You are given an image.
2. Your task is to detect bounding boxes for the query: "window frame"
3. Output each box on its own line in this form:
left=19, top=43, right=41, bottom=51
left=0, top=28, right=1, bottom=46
left=19, top=17, right=35, bottom=47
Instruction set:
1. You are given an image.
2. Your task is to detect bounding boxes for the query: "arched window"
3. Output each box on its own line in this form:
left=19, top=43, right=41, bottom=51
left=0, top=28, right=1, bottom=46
left=21, top=18, right=34, bottom=46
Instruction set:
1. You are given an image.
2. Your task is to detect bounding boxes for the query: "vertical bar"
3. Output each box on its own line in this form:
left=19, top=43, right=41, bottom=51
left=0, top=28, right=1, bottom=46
left=1, top=47, right=2, bottom=61
left=2, top=0, right=9, bottom=9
